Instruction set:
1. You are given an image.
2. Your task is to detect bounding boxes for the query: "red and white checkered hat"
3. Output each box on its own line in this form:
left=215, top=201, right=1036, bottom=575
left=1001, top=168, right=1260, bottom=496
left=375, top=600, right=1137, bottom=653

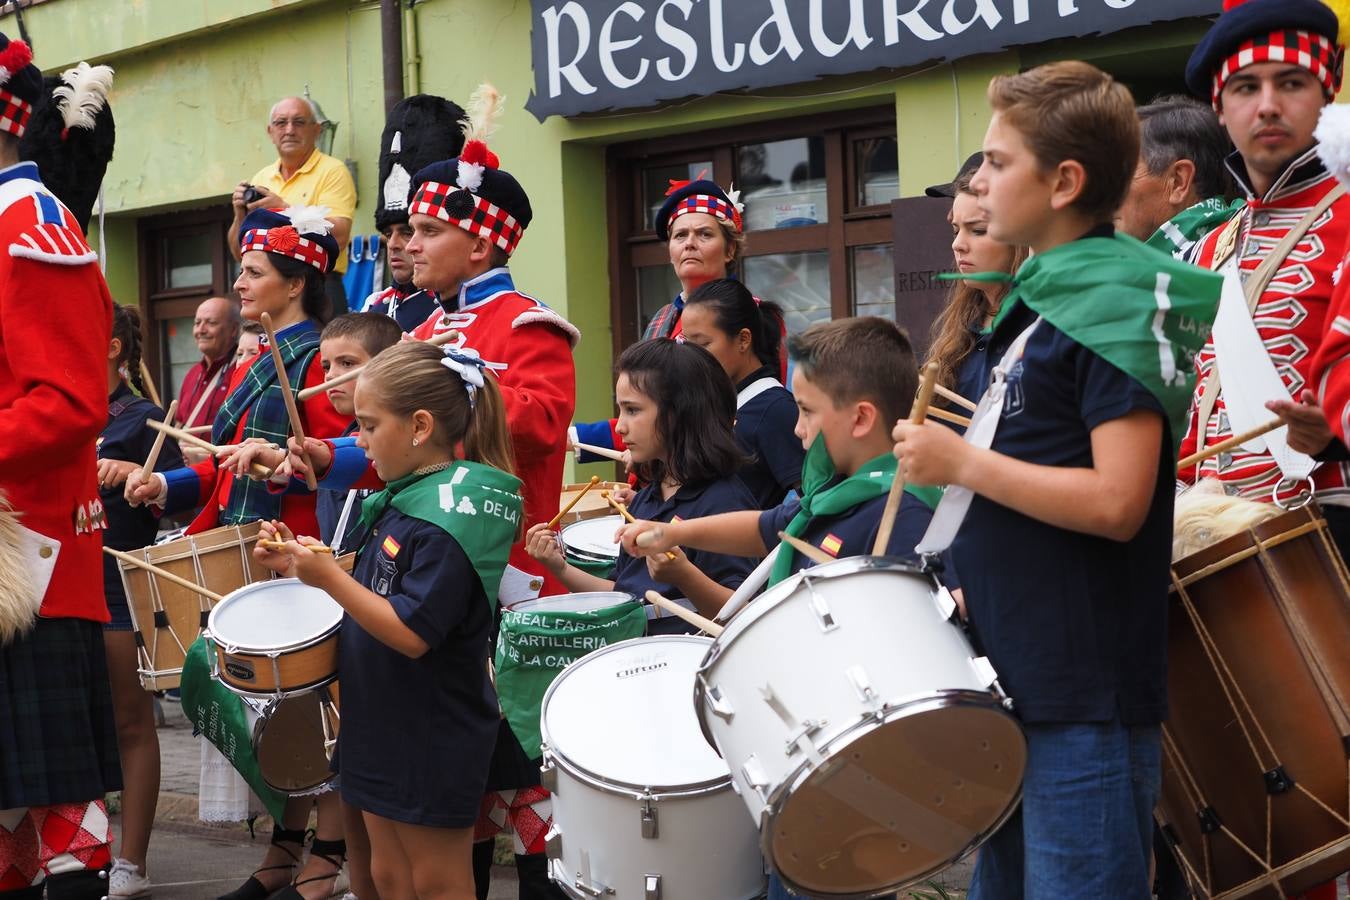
left=239, top=206, right=340, bottom=273
left=408, top=140, right=532, bottom=256
left=0, top=36, right=42, bottom=140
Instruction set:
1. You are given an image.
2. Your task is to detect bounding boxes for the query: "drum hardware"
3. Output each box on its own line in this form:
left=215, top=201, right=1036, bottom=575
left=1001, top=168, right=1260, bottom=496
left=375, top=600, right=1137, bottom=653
left=802, top=576, right=836, bottom=631
left=703, top=685, right=734, bottom=722
left=640, top=798, right=658, bottom=839
left=1273, top=475, right=1315, bottom=510
left=846, top=665, right=883, bottom=713
left=642, top=875, right=660, bottom=900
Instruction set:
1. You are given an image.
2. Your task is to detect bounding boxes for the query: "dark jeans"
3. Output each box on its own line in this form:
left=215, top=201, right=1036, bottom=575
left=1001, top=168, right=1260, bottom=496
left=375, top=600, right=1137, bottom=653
left=968, top=718, right=1160, bottom=900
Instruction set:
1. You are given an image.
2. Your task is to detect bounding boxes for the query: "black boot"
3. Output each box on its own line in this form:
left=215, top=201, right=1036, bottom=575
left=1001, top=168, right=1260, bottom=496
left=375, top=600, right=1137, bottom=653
left=472, top=840, right=494, bottom=900
left=273, top=837, right=345, bottom=900
left=43, top=869, right=108, bottom=900
left=0, top=885, right=44, bottom=900
left=218, top=826, right=308, bottom=900
left=514, top=852, right=566, bottom=899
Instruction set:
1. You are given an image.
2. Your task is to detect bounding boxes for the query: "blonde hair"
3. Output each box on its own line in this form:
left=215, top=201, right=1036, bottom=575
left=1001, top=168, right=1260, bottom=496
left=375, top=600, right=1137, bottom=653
left=1172, top=479, right=1280, bottom=561
left=358, top=342, right=515, bottom=475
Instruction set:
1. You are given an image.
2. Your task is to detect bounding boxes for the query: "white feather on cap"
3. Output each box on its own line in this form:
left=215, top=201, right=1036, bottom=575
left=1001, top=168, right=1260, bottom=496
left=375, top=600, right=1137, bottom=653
left=1315, top=104, right=1350, bottom=191
left=53, top=62, right=114, bottom=133
left=463, top=83, right=502, bottom=146
left=282, top=205, right=335, bottom=236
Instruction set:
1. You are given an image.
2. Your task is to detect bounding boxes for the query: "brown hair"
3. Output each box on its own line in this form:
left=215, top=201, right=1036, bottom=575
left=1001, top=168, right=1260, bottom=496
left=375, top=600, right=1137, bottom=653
left=926, top=171, right=1029, bottom=399
left=358, top=341, right=515, bottom=475
left=321, top=312, right=403, bottom=359
left=788, top=317, right=918, bottom=426
left=111, top=303, right=149, bottom=399
left=987, top=61, right=1139, bottom=224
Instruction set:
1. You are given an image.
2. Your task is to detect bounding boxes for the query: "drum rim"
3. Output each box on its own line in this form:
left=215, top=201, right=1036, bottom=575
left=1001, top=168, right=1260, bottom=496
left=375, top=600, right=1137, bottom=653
left=1170, top=503, right=1322, bottom=578
left=119, top=521, right=264, bottom=565
left=563, top=548, right=619, bottom=564
left=744, top=689, right=1026, bottom=899
left=559, top=516, right=624, bottom=556
left=503, top=591, right=637, bottom=614
left=540, top=634, right=727, bottom=796
left=251, top=693, right=340, bottom=794
left=206, top=577, right=344, bottom=652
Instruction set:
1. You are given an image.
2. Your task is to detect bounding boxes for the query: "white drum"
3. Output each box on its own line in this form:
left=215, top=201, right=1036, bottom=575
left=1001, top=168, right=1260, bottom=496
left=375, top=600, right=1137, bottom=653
left=205, top=578, right=343, bottom=698
left=560, top=515, right=622, bottom=563
left=542, top=636, right=765, bottom=900
left=696, top=556, right=1026, bottom=897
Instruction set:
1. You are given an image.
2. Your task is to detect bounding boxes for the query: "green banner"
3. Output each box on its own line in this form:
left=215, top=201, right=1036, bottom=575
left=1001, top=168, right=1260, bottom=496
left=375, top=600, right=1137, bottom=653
left=180, top=637, right=288, bottom=820
left=494, top=599, right=646, bottom=758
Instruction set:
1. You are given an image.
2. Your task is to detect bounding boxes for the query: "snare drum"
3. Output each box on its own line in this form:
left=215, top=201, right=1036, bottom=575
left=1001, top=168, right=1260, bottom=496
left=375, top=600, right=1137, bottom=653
left=542, top=635, right=764, bottom=900
left=206, top=578, right=342, bottom=698
left=560, top=516, right=622, bottom=578
left=116, top=522, right=270, bottom=690
left=252, top=685, right=341, bottom=794
left=696, top=556, right=1025, bottom=897
left=1159, top=505, right=1350, bottom=898
left=557, top=482, right=629, bottom=527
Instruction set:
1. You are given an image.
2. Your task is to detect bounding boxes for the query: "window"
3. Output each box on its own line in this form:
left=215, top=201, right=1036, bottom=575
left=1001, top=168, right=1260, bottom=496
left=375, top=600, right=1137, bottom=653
left=607, top=108, right=898, bottom=360
left=137, top=207, right=235, bottom=405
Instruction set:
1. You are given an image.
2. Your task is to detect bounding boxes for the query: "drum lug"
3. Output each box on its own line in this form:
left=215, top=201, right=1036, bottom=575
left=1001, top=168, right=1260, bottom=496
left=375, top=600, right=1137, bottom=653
left=970, top=656, right=999, bottom=690
left=640, top=796, right=658, bottom=839
left=803, top=577, right=837, bottom=632
left=540, top=757, right=558, bottom=793
left=934, top=586, right=958, bottom=621
left=544, top=822, right=562, bottom=860
left=572, top=849, right=613, bottom=897
left=740, top=755, right=771, bottom=803
left=643, top=874, right=662, bottom=899
left=1263, top=765, right=1295, bottom=794
left=705, top=683, right=735, bottom=722
left=846, top=664, right=883, bottom=715
left=1196, top=805, right=1222, bottom=834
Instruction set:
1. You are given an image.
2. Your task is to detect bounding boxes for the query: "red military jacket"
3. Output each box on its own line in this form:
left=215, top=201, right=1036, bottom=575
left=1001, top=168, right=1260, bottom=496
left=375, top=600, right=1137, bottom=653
left=412, top=266, right=578, bottom=599
left=1179, top=148, right=1350, bottom=506
left=0, top=162, right=114, bottom=622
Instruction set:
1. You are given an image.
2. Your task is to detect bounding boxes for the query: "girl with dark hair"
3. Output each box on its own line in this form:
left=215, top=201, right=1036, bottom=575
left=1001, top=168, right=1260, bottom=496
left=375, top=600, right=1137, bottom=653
left=94, top=304, right=184, bottom=900
left=682, top=278, right=803, bottom=507
left=124, top=207, right=353, bottom=900
left=526, top=339, right=758, bottom=633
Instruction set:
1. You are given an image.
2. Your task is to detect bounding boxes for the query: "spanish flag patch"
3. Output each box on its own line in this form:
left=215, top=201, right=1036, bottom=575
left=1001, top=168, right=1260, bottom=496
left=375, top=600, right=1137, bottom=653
left=820, top=534, right=843, bottom=558
left=382, top=535, right=401, bottom=558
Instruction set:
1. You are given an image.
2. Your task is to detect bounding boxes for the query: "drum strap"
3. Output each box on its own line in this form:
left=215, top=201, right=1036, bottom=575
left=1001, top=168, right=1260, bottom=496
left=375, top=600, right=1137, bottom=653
left=736, top=377, right=779, bottom=410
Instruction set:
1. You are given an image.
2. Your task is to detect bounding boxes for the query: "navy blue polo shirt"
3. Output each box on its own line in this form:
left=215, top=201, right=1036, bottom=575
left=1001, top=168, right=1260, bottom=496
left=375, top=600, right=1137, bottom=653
left=339, top=508, right=499, bottom=827
left=734, top=367, right=803, bottom=508
left=951, top=299, right=1172, bottom=726
left=614, top=474, right=758, bottom=630
left=98, top=385, right=184, bottom=603
left=758, top=488, right=934, bottom=579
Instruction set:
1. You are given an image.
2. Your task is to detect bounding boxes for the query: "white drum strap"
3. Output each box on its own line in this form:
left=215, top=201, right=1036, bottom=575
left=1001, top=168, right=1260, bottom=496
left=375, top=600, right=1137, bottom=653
left=917, top=316, right=1042, bottom=554
left=736, top=376, right=779, bottom=410
left=331, top=490, right=360, bottom=555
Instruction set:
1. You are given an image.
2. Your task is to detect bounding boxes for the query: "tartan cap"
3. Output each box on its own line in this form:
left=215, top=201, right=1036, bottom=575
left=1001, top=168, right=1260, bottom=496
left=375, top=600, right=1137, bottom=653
left=655, top=179, right=743, bottom=241
left=1186, top=0, right=1343, bottom=106
left=239, top=207, right=340, bottom=273
left=0, top=33, right=43, bottom=140
left=376, top=94, right=466, bottom=233
left=409, top=154, right=532, bottom=256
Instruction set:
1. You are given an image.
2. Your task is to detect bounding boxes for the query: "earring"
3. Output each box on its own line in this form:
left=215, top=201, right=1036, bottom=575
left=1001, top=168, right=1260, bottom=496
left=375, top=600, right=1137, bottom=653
left=412, top=438, right=420, bottom=447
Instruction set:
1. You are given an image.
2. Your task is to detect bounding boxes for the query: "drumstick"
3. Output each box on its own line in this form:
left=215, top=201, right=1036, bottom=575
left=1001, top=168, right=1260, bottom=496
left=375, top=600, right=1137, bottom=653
left=1177, top=417, right=1284, bottom=470
left=778, top=531, right=837, bottom=566
left=144, top=419, right=272, bottom=480
left=138, top=360, right=161, bottom=407
left=103, top=547, right=225, bottom=603
left=184, top=424, right=214, bottom=435
left=296, top=328, right=461, bottom=401
left=873, top=362, right=939, bottom=556
left=258, top=539, right=335, bottom=554
left=603, top=491, right=677, bottom=560
left=717, top=544, right=781, bottom=622
left=571, top=441, right=626, bottom=462
left=260, top=312, right=317, bottom=491
left=142, top=399, right=179, bottom=475
left=644, top=590, right=723, bottom=637
left=549, top=475, right=600, bottom=530
left=927, top=406, right=971, bottom=428
left=933, top=383, right=978, bottom=413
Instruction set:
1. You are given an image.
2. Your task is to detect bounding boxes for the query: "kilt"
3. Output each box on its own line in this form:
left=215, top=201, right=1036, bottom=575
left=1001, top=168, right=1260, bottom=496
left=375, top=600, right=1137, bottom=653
left=0, top=617, right=122, bottom=808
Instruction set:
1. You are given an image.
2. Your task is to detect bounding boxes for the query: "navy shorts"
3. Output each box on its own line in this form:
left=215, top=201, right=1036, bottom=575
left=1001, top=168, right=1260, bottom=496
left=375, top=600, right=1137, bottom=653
left=103, top=591, right=134, bottom=632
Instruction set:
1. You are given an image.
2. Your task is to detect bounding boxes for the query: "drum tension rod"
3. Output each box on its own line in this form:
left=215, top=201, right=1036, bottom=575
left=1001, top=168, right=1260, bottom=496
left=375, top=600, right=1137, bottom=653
left=1263, top=765, right=1295, bottom=794
left=1196, top=806, right=1222, bottom=834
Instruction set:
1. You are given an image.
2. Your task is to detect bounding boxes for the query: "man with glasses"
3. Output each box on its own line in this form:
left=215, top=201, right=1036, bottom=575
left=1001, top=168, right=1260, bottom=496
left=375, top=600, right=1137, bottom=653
left=229, top=96, right=357, bottom=313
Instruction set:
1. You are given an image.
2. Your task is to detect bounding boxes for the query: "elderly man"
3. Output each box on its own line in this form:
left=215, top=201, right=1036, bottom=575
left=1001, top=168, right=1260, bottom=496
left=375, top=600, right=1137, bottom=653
left=228, top=96, right=356, bottom=314
left=1116, top=95, right=1239, bottom=259
left=174, top=295, right=239, bottom=434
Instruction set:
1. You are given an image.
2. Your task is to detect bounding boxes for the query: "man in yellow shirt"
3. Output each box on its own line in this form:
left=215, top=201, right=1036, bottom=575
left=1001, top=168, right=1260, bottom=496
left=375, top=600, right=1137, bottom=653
left=229, top=96, right=357, bottom=313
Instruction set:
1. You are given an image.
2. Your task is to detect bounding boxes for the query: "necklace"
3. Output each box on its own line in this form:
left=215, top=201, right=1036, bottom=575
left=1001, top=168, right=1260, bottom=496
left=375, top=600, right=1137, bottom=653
left=413, top=460, right=452, bottom=476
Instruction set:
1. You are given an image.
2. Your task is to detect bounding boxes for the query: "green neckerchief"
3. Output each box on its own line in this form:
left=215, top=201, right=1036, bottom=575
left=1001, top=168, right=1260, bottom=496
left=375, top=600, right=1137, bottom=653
left=998, top=233, right=1222, bottom=457
left=359, top=461, right=523, bottom=609
left=1145, top=197, right=1244, bottom=259
left=769, top=436, right=937, bottom=586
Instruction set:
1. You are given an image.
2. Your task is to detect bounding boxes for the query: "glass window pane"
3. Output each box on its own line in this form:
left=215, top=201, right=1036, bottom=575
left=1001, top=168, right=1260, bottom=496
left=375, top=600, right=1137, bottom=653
left=161, top=315, right=200, bottom=402
left=643, top=160, right=714, bottom=231
left=165, top=232, right=213, bottom=290
left=744, top=251, right=831, bottom=335
left=637, top=264, right=684, bottom=336
left=855, top=136, right=899, bottom=208
left=852, top=244, right=895, bottom=320
left=738, top=137, right=827, bottom=231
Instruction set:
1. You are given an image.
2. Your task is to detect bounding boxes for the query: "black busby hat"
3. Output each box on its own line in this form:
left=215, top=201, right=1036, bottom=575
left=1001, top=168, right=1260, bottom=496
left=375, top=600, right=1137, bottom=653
left=375, top=94, right=466, bottom=233
left=654, top=179, right=744, bottom=242
left=407, top=84, right=532, bottom=256
left=925, top=152, right=984, bottom=199
left=239, top=206, right=342, bottom=274
left=19, top=63, right=116, bottom=232
left=1185, top=0, right=1343, bottom=106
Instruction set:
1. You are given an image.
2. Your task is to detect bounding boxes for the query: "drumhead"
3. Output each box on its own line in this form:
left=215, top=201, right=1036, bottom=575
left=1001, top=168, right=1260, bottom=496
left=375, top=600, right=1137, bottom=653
left=506, top=592, right=635, bottom=615
left=542, top=635, right=728, bottom=793
left=560, top=516, right=622, bottom=561
left=208, top=578, right=342, bottom=651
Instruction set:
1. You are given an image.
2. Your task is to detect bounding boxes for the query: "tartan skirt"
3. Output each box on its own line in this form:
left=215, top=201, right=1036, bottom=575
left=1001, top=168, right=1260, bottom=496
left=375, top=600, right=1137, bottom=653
left=0, top=617, right=122, bottom=808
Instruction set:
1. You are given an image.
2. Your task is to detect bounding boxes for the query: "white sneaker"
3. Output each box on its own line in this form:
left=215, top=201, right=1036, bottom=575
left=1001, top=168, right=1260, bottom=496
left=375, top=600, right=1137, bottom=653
left=107, top=858, right=151, bottom=899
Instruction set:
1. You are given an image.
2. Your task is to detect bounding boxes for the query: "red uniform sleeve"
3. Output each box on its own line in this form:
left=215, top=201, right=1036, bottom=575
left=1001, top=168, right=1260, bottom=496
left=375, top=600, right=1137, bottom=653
left=0, top=256, right=112, bottom=477
left=498, top=322, right=576, bottom=463
left=1311, top=267, right=1350, bottom=444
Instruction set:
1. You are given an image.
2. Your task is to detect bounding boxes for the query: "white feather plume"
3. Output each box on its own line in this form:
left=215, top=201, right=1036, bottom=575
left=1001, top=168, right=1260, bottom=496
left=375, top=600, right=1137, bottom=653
left=53, top=62, right=114, bottom=133
left=463, top=83, right=503, bottom=145
left=282, top=205, right=334, bottom=236
left=1315, top=104, right=1350, bottom=192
